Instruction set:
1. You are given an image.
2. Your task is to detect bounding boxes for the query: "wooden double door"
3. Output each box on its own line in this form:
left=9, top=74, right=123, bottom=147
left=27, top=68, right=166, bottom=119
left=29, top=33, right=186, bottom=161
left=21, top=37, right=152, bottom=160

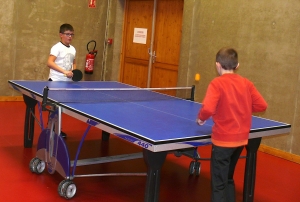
left=120, top=0, right=184, bottom=91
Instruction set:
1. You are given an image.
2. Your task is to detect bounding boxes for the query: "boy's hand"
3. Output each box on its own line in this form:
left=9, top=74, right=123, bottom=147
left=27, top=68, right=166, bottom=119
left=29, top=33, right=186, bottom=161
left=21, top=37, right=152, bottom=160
left=196, top=118, right=206, bottom=125
left=64, top=70, right=73, bottom=78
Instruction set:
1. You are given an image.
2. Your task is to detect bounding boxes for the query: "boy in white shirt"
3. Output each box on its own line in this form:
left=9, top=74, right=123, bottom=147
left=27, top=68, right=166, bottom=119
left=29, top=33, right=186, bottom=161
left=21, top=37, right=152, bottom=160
left=47, top=23, right=76, bottom=81
left=47, top=24, right=77, bottom=137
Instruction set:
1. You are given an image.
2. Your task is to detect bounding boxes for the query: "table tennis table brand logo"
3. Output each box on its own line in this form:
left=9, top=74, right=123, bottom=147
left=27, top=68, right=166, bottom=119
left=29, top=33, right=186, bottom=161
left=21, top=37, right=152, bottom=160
left=116, top=134, right=152, bottom=149
left=137, top=141, right=152, bottom=149
left=86, top=119, right=99, bottom=126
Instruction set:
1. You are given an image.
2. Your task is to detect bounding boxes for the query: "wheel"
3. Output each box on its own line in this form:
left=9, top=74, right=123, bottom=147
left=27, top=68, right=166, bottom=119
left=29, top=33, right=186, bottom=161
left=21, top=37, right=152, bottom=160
left=194, top=161, right=201, bottom=176
left=29, top=157, right=45, bottom=174
left=174, top=151, right=182, bottom=157
left=58, top=180, right=68, bottom=197
left=29, top=157, right=39, bottom=173
left=63, top=181, right=76, bottom=199
left=189, top=161, right=195, bottom=175
left=58, top=180, right=76, bottom=199
left=35, top=160, right=45, bottom=174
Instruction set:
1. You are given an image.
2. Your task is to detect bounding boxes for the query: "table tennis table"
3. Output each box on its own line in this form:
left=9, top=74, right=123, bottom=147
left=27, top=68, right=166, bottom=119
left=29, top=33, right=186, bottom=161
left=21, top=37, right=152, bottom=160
left=8, top=80, right=291, bottom=202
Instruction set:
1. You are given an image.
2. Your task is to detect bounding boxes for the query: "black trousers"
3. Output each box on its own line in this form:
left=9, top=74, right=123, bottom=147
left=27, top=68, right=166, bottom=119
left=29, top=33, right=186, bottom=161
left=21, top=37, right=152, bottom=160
left=210, top=144, right=244, bottom=202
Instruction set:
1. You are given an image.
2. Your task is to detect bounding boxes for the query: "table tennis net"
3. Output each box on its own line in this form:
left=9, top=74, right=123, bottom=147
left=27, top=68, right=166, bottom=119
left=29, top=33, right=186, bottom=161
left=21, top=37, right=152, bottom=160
left=45, top=86, right=195, bottom=103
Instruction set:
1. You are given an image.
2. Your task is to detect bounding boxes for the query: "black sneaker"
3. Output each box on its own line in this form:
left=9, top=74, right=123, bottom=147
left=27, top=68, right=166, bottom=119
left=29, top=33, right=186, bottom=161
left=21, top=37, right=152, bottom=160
left=61, top=131, right=67, bottom=138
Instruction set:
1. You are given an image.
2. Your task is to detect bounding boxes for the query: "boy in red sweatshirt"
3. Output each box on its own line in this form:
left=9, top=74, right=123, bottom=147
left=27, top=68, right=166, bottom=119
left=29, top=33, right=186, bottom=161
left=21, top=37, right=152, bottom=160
left=196, top=47, right=267, bottom=202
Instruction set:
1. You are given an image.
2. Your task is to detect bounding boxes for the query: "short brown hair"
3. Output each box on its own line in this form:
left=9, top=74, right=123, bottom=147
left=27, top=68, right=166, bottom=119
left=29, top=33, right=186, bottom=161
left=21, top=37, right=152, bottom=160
left=59, top=24, right=74, bottom=33
left=216, top=48, right=238, bottom=70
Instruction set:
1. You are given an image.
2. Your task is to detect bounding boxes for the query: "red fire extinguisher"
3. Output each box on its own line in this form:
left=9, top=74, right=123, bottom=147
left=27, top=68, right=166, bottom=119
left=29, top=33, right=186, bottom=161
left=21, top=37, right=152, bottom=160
left=85, top=40, right=97, bottom=74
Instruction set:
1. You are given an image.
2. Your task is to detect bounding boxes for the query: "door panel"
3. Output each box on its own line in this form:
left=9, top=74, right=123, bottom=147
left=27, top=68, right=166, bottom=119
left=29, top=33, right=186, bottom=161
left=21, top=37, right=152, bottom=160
left=122, top=58, right=148, bottom=87
left=151, top=64, right=178, bottom=95
left=124, top=1, right=153, bottom=60
left=154, top=0, right=183, bottom=65
left=151, top=0, right=183, bottom=95
left=121, top=0, right=153, bottom=87
left=121, top=0, right=183, bottom=93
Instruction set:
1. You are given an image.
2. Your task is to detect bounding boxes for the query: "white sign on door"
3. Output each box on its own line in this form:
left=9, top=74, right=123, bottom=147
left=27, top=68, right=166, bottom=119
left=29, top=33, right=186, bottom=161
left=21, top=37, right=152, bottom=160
left=133, top=28, right=147, bottom=44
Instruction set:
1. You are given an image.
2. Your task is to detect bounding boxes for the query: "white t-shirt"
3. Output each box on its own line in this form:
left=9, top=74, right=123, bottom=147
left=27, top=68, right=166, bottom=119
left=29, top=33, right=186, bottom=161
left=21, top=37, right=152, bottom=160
left=48, top=42, right=76, bottom=81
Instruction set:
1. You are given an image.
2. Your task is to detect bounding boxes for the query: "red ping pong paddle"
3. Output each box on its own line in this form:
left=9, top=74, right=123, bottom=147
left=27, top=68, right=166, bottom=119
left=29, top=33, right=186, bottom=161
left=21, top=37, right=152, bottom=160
left=71, top=69, right=83, bottom=82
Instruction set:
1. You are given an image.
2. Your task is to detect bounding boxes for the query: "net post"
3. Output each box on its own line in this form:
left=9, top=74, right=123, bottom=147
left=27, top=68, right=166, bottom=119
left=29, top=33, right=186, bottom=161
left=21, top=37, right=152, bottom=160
left=190, top=85, right=195, bottom=101
left=42, top=86, right=55, bottom=112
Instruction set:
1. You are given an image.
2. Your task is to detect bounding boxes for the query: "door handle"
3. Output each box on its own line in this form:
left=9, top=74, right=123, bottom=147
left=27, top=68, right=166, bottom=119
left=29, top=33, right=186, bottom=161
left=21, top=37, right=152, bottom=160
left=148, top=48, right=156, bottom=63
left=152, top=51, right=156, bottom=63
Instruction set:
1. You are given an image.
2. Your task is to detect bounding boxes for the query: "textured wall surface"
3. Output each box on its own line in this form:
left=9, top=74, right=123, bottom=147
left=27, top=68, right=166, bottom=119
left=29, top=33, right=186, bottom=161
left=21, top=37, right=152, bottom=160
left=1, top=0, right=300, bottom=155
left=1, top=0, right=109, bottom=95
left=179, top=0, right=300, bottom=155
left=0, top=1, right=15, bottom=93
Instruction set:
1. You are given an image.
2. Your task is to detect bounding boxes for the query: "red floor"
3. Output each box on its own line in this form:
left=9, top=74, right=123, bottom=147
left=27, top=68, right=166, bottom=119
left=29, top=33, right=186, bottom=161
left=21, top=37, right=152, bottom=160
left=0, top=101, right=299, bottom=202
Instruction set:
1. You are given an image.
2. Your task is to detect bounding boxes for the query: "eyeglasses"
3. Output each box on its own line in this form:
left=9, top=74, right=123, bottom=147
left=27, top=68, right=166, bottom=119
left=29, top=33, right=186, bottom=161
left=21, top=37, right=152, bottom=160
left=62, top=33, right=75, bottom=37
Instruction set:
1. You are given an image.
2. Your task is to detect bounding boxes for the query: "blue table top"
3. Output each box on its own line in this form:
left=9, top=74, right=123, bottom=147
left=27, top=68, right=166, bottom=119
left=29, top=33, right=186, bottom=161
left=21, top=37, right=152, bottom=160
left=9, top=80, right=291, bottom=151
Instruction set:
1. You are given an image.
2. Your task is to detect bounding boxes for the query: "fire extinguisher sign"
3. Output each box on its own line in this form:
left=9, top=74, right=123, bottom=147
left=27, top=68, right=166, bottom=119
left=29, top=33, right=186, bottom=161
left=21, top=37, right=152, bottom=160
left=88, top=0, right=96, bottom=8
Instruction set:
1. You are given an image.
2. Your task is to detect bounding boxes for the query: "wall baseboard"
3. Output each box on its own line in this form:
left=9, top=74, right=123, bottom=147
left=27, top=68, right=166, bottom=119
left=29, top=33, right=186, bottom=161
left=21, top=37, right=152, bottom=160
left=0, top=96, right=299, bottom=164
left=0, top=96, right=23, bottom=101
left=259, top=144, right=300, bottom=164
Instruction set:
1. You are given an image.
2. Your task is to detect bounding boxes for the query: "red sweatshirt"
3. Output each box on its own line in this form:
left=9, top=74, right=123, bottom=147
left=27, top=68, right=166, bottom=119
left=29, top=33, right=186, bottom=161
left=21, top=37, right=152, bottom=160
left=198, top=74, right=267, bottom=147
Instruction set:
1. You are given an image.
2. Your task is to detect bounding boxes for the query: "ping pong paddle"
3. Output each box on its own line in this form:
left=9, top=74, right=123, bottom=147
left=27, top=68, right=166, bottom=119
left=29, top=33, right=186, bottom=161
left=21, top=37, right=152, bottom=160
left=71, top=69, right=83, bottom=81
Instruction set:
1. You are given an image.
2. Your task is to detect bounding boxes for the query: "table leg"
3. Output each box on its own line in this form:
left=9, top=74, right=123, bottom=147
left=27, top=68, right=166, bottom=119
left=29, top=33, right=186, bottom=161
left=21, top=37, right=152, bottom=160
left=23, top=95, right=37, bottom=148
left=101, top=131, right=110, bottom=141
left=243, top=137, right=262, bottom=202
left=143, top=149, right=167, bottom=202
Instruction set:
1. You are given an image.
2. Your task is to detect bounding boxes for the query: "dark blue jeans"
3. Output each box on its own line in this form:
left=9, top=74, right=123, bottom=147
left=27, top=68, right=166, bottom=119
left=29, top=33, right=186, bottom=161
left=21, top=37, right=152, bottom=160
left=211, top=144, right=244, bottom=202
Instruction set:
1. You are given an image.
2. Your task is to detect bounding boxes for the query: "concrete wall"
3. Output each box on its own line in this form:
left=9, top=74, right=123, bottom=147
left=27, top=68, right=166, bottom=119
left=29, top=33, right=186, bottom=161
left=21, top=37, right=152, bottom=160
left=179, top=0, right=300, bottom=154
left=1, top=0, right=299, bottom=155
left=0, top=0, right=109, bottom=95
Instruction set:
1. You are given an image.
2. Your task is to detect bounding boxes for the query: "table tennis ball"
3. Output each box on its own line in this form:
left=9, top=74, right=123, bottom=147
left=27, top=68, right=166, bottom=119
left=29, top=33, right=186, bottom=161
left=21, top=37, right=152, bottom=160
left=195, top=73, right=200, bottom=81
